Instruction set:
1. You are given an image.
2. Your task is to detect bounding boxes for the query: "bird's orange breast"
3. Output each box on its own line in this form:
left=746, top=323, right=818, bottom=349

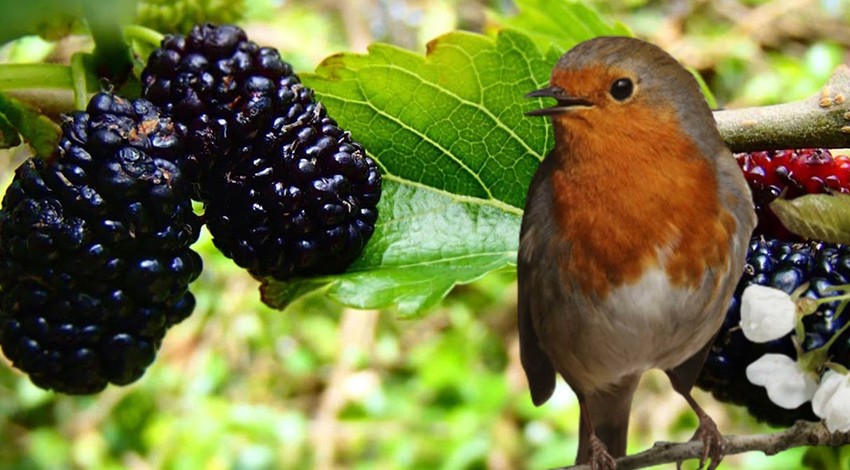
left=550, top=105, right=737, bottom=298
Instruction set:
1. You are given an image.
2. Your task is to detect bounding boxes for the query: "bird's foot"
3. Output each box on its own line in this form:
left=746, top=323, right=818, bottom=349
left=588, top=434, right=617, bottom=470
left=688, top=414, right=724, bottom=470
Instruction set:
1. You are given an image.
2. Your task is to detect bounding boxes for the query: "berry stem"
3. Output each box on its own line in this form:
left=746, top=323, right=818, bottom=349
left=814, top=291, right=850, bottom=307
left=0, top=63, right=99, bottom=119
left=825, top=362, right=849, bottom=375
left=800, top=303, right=850, bottom=375
left=83, top=2, right=133, bottom=84
left=820, top=307, right=850, bottom=352
left=70, top=53, right=89, bottom=111
left=122, top=25, right=165, bottom=49
left=0, top=64, right=75, bottom=90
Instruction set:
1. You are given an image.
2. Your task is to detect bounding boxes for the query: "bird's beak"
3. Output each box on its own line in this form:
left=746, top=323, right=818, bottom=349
left=524, top=86, right=592, bottom=116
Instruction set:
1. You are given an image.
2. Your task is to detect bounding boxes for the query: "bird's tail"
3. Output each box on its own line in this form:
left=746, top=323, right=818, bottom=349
left=576, top=375, right=640, bottom=464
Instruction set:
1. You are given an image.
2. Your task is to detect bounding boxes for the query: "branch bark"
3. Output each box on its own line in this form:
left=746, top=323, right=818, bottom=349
left=714, top=65, right=850, bottom=152
left=557, top=421, right=850, bottom=470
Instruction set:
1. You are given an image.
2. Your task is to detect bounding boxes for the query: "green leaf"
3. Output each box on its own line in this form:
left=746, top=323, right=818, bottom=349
left=492, top=0, right=632, bottom=52
left=689, top=67, right=718, bottom=109
left=0, top=91, right=61, bottom=157
left=262, top=0, right=633, bottom=315
left=0, top=0, right=80, bottom=44
left=262, top=29, right=559, bottom=315
left=263, top=181, right=522, bottom=314
left=0, top=0, right=134, bottom=45
left=770, top=193, right=850, bottom=244
left=0, top=112, right=22, bottom=148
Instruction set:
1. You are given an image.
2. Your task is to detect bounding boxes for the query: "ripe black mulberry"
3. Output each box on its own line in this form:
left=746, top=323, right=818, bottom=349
left=141, top=24, right=381, bottom=279
left=0, top=93, right=202, bottom=394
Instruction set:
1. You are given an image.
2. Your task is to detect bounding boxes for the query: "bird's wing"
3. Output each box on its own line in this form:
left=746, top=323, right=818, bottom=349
left=517, top=155, right=560, bottom=406
left=517, top=257, right=557, bottom=406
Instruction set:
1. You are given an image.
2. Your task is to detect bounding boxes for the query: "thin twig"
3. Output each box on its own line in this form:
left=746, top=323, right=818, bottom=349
left=557, top=421, right=850, bottom=470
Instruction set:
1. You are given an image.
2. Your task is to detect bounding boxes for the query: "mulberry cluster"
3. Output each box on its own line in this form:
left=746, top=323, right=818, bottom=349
left=696, top=238, right=850, bottom=426
left=0, top=24, right=380, bottom=394
left=141, top=23, right=381, bottom=279
left=0, top=93, right=202, bottom=394
left=698, top=149, right=850, bottom=426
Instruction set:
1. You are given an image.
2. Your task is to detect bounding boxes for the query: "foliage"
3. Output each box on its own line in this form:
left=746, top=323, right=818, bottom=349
left=491, top=0, right=631, bottom=52
left=136, top=0, right=246, bottom=34
left=0, top=91, right=60, bottom=157
left=263, top=8, right=627, bottom=315
left=264, top=30, right=553, bottom=315
left=771, top=193, right=850, bottom=245
left=0, top=0, right=846, bottom=469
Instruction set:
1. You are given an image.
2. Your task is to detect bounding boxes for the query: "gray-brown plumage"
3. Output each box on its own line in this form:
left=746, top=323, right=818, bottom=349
left=519, top=36, right=756, bottom=469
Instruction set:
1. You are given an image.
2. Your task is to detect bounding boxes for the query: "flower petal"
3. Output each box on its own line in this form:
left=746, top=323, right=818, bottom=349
left=740, top=285, right=797, bottom=343
left=746, top=354, right=817, bottom=409
left=813, top=370, right=850, bottom=433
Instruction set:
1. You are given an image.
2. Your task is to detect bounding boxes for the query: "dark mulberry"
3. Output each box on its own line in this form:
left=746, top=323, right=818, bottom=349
left=0, top=93, right=202, bottom=394
left=141, top=24, right=381, bottom=279
left=696, top=237, right=850, bottom=426
left=141, top=23, right=309, bottom=189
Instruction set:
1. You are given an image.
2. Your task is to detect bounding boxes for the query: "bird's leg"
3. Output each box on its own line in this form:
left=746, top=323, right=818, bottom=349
left=682, top=392, right=724, bottom=470
left=578, top=398, right=617, bottom=470
left=666, top=371, right=725, bottom=470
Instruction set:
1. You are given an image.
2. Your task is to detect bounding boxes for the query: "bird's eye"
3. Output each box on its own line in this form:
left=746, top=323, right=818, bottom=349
left=609, top=78, right=633, bottom=101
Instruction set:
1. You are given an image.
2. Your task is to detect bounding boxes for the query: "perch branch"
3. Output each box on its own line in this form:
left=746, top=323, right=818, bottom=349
left=714, top=65, right=850, bottom=152
left=558, top=421, right=850, bottom=470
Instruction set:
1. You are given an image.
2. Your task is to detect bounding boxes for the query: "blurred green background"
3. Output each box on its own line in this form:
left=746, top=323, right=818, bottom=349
left=0, top=0, right=848, bottom=468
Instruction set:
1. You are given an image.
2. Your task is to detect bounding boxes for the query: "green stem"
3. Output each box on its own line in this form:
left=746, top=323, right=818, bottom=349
left=123, top=24, right=165, bottom=48
left=0, top=64, right=73, bottom=90
left=70, top=53, right=89, bottom=111
left=815, top=292, right=850, bottom=306
left=821, top=311, right=850, bottom=352
left=84, top=4, right=133, bottom=83
left=802, top=308, right=850, bottom=373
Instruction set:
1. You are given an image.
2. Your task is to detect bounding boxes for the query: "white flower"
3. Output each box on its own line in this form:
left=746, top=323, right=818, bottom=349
left=746, top=353, right=818, bottom=409
left=812, top=370, right=850, bottom=432
left=740, top=285, right=797, bottom=343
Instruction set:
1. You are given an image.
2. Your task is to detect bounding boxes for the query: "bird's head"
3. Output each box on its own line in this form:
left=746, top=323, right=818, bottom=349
left=526, top=36, right=722, bottom=157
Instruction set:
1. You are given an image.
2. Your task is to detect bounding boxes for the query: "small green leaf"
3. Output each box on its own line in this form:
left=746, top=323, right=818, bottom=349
left=0, top=112, right=22, bottom=148
left=0, top=91, right=60, bottom=157
left=689, top=68, right=718, bottom=109
left=262, top=29, right=558, bottom=315
left=770, top=193, right=850, bottom=244
left=492, top=0, right=631, bottom=52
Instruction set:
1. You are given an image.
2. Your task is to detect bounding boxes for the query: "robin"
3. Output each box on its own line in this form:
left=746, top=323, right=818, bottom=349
left=518, top=36, right=756, bottom=469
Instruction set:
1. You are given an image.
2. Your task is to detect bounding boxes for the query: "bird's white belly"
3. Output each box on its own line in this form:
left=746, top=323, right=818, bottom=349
left=537, top=265, right=725, bottom=393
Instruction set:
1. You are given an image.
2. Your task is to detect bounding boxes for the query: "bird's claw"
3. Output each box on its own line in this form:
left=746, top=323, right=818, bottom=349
left=588, top=434, right=617, bottom=470
left=689, top=415, right=724, bottom=470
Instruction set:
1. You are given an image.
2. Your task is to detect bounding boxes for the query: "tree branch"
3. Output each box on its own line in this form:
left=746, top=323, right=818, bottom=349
left=556, top=421, right=850, bottom=470
left=714, top=65, right=850, bottom=152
